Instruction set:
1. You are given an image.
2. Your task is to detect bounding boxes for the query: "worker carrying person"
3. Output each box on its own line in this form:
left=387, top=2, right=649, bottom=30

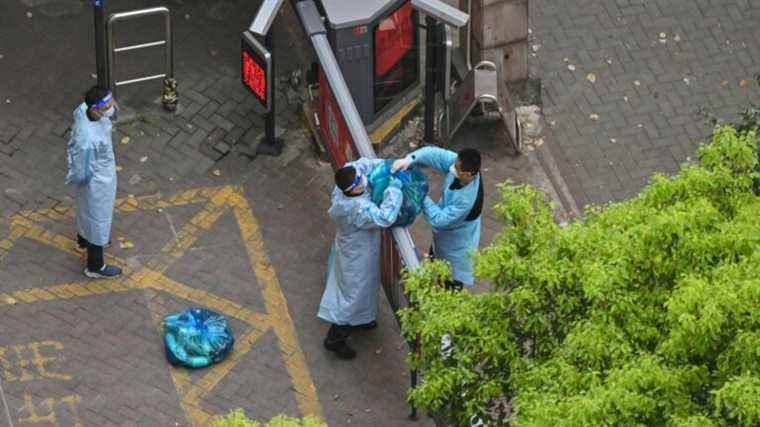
left=65, top=85, right=122, bottom=279
left=392, top=147, right=483, bottom=290
left=318, top=158, right=404, bottom=359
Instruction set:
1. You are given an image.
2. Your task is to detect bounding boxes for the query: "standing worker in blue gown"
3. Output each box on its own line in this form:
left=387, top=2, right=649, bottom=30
left=392, top=147, right=483, bottom=290
left=318, top=158, right=403, bottom=359
left=65, top=86, right=122, bottom=278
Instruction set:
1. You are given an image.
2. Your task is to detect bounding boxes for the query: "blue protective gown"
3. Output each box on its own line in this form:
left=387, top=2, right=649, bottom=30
left=65, top=103, right=117, bottom=246
left=318, top=158, right=403, bottom=326
left=409, top=147, right=481, bottom=286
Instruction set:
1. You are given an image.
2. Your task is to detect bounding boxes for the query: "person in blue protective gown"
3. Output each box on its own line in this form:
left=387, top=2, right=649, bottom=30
left=65, top=86, right=122, bottom=278
left=318, top=158, right=404, bottom=359
left=392, top=147, right=483, bottom=290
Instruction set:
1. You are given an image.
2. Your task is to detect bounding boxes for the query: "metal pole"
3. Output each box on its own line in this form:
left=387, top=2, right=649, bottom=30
left=294, top=2, right=425, bottom=420
left=466, top=0, right=472, bottom=70
left=162, top=9, right=178, bottom=111
left=424, top=16, right=437, bottom=144
left=257, top=29, right=283, bottom=156
left=295, top=0, right=421, bottom=271
left=93, top=0, right=108, bottom=88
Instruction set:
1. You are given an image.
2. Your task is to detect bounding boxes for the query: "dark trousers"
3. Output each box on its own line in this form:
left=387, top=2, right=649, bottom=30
left=326, top=324, right=352, bottom=344
left=429, top=244, right=464, bottom=292
left=77, top=234, right=104, bottom=272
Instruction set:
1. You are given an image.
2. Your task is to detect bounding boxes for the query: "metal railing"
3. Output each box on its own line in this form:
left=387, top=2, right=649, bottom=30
left=106, top=7, right=177, bottom=111
left=295, top=0, right=422, bottom=272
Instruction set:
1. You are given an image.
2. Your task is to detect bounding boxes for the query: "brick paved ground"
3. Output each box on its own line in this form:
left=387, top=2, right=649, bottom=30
left=4, top=1, right=756, bottom=424
left=0, top=1, right=551, bottom=426
left=529, top=0, right=760, bottom=207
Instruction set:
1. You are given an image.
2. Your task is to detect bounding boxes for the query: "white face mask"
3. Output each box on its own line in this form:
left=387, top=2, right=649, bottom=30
left=102, top=105, right=116, bottom=118
left=449, top=163, right=459, bottom=178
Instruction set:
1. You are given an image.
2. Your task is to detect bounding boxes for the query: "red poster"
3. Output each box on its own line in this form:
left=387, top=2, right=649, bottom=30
left=319, top=68, right=357, bottom=169
left=375, top=2, right=414, bottom=77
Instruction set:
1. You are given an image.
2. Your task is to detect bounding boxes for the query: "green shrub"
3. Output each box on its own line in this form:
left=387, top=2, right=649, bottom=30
left=400, top=126, right=760, bottom=426
left=209, top=410, right=325, bottom=427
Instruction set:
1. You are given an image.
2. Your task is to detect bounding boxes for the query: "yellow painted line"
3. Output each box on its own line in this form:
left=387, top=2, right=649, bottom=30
left=369, top=96, right=420, bottom=145
left=141, top=191, right=231, bottom=276
left=0, top=278, right=136, bottom=306
left=3, top=185, right=323, bottom=424
left=230, top=189, right=324, bottom=420
left=181, top=326, right=269, bottom=426
left=27, top=288, right=57, bottom=301
left=114, top=187, right=220, bottom=213
left=139, top=272, right=272, bottom=427
left=144, top=271, right=270, bottom=327
left=169, top=369, right=192, bottom=396
left=7, top=217, right=130, bottom=271
left=8, top=187, right=219, bottom=226
left=0, top=224, right=25, bottom=262
left=12, top=206, right=75, bottom=225
left=11, top=187, right=219, bottom=221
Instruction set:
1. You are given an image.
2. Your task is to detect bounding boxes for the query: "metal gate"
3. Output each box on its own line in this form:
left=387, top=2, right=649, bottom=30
left=106, top=7, right=177, bottom=111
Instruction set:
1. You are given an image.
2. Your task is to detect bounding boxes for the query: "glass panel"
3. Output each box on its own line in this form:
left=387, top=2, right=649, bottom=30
left=374, top=2, right=419, bottom=114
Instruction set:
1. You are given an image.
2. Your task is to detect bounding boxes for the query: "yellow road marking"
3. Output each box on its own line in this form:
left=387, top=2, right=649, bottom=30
left=231, top=190, right=324, bottom=420
left=369, top=96, right=420, bottom=145
left=0, top=223, right=29, bottom=263
left=13, top=187, right=219, bottom=220
left=141, top=189, right=232, bottom=275
left=7, top=216, right=131, bottom=273
left=179, top=326, right=270, bottom=426
left=0, top=185, right=325, bottom=425
left=0, top=279, right=134, bottom=306
left=145, top=272, right=271, bottom=327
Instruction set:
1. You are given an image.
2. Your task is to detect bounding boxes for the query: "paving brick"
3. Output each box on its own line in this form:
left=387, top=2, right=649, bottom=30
left=178, top=101, right=202, bottom=119
left=3, top=0, right=757, bottom=424
left=183, top=88, right=210, bottom=105
left=198, top=100, right=221, bottom=119
left=533, top=0, right=760, bottom=206
left=154, top=119, right=181, bottom=137
left=210, top=114, right=235, bottom=132
left=206, top=127, right=227, bottom=144
left=223, top=126, right=245, bottom=146
left=168, top=130, right=192, bottom=149
left=189, top=114, right=216, bottom=133
left=217, top=100, right=238, bottom=117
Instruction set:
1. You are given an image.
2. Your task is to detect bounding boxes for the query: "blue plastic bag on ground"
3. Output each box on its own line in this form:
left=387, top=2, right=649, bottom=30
left=163, top=308, right=235, bottom=369
left=369, top=159, right=429, bottom=227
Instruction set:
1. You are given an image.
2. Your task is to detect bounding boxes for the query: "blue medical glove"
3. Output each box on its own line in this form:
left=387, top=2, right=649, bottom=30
left=422, top=195, right=435, bottom=210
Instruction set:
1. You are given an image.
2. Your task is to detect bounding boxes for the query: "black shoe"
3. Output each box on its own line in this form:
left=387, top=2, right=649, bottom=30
left=323, top=339, right=357, bottom=359
left=84, top=264, right=122, bottom=279
left=354, top=321, right=377, bottom=330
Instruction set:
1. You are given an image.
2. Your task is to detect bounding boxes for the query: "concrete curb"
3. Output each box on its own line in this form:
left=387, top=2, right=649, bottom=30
left=531, top=130, right=582, bottom=220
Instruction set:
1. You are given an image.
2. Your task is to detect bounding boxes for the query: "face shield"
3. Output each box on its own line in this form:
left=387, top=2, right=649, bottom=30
left=92, top=92, right=116, bottom=119
left=344, top=172, right=366, bottom=194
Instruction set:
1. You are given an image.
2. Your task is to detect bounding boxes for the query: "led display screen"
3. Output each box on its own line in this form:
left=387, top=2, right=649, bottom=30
left=241, top=32, right=271, bottom=110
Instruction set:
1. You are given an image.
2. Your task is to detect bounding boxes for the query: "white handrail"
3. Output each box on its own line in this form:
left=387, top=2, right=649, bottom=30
left=295, top=0, right=422, bottom=271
